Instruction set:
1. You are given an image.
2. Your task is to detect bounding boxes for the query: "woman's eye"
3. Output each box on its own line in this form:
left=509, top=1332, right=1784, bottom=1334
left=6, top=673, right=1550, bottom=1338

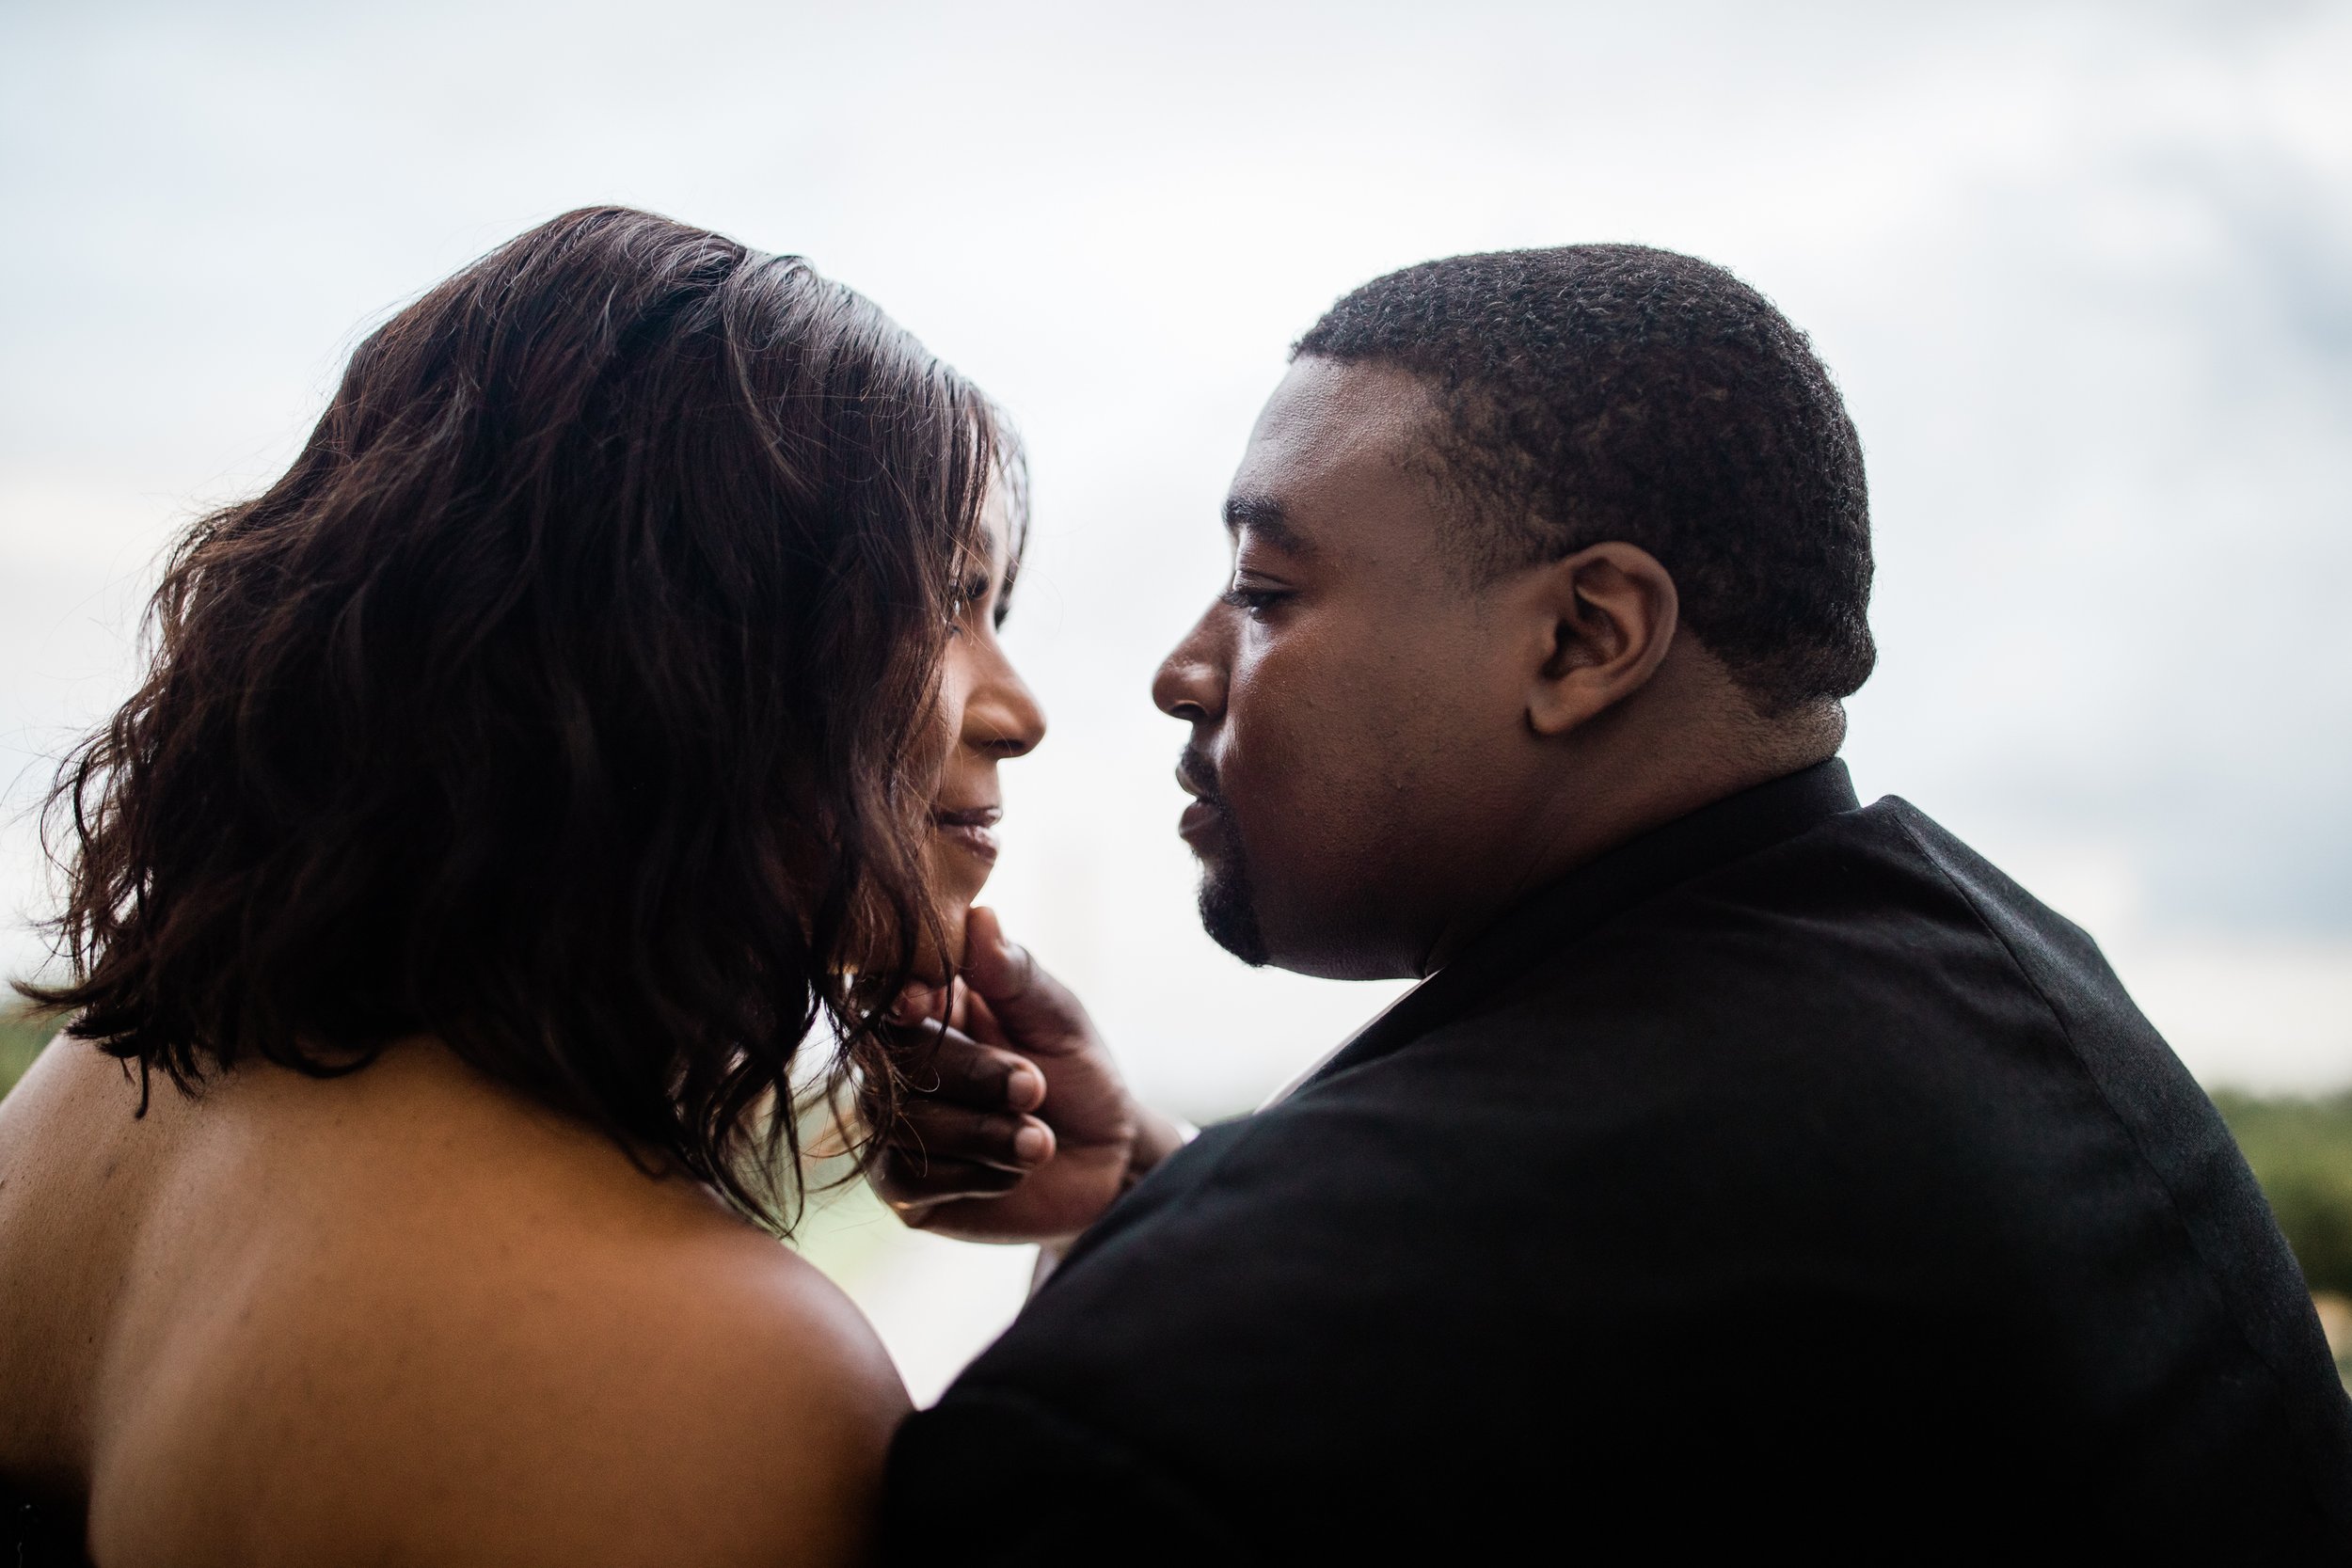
left=945, top=581, right=989, bottom=635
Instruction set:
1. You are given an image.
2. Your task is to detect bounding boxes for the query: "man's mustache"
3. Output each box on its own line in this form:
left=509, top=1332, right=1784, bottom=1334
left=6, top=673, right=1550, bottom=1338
left=1176, top=747, right=1224, bottom=808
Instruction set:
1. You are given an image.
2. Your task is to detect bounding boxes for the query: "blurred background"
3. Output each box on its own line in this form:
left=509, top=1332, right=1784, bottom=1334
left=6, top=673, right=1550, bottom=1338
left=3, top=0, right=2349, bottom=1402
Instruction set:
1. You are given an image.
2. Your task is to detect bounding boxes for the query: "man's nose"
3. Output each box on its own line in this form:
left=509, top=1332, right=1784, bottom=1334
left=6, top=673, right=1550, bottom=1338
left=1152, top=609, right=1228, bottom=723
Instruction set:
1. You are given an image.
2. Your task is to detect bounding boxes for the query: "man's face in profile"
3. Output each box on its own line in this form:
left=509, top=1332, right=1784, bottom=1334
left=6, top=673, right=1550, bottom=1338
left=1152, top=356, right=1548, bottom=981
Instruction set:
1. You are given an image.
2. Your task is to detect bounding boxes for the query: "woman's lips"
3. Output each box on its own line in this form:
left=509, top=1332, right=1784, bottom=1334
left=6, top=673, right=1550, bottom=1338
left=933, top=805, right=1001, bottom=864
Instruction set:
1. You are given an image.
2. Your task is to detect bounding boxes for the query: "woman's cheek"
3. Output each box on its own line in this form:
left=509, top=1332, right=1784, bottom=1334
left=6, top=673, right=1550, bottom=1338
left=929, top=840, right=993, bottom=955
left=929, top=838, right=991, bottom=909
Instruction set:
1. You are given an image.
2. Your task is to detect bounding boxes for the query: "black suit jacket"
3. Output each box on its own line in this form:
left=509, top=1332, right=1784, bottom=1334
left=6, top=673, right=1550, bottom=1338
left=885, top=763, right=2352, bottom=1561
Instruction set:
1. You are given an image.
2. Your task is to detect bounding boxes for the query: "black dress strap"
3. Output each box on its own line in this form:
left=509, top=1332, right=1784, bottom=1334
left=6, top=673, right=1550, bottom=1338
left=3, top=1478, right=91, bottom=1568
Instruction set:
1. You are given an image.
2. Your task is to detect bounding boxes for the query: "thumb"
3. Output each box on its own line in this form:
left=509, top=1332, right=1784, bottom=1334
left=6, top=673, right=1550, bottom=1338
left=961, top=906, right=1089, bottom=1051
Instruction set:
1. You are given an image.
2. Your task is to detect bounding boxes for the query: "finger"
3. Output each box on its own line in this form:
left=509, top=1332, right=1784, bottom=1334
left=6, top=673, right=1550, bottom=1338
left=888, top=1101, right=1057, bottom=1171
left=885, top=1020, right=1045, bottom=1112
left=890, top=982, right=951, bottom=1025
left=960, top=907, right=1093, bottom=1052
left=889, top=978, right=974, bottom=1030
left=962, top=990, right=1007, bottom=1050
left=873, top=1151, right=1028, bottom=1208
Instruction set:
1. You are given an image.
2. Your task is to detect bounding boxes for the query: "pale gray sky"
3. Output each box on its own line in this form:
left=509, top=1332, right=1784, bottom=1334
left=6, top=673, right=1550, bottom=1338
left=5, top=0, right=2350, bottom=1128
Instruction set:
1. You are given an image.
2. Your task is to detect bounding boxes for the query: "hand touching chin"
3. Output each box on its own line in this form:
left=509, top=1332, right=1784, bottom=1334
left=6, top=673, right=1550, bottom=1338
left=874, top=909, right=1190, bottom=1243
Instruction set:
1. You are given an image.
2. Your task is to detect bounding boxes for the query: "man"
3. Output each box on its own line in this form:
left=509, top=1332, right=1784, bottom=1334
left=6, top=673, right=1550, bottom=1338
left=874, top=247, right=2352, bottom=1559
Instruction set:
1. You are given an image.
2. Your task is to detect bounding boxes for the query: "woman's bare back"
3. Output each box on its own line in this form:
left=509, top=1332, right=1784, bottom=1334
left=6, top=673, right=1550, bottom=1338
left=0, top=1037, right=908, bottom=1567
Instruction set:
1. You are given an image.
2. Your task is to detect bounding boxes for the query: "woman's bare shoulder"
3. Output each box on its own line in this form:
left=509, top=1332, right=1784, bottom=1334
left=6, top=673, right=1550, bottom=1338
left=411, top=1222, right=912, bottom=1567
left=90, top=1052, right=909, bottom=1567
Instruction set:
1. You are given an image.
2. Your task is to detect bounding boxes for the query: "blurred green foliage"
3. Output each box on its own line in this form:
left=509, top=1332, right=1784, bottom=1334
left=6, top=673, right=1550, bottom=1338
left=1, top=1004, right=61, bottom=1101
left=2213, top=1089, right=2352, bottom=1298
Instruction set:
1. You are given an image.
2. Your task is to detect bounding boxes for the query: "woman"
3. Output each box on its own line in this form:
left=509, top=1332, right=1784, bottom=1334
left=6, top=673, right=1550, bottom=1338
left=0, top=207, right=1051, bottom=1565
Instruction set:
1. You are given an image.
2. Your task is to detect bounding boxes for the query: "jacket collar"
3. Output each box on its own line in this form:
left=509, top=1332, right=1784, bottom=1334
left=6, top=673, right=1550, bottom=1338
left=1295, top=757, right=1863, bottom=1093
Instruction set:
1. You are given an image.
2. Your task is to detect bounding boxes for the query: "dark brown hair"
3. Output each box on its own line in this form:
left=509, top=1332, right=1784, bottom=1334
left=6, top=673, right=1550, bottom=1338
left=17, top=206, right=1016, bottom=1228
left=1297, top=245, right=1874, bottom=714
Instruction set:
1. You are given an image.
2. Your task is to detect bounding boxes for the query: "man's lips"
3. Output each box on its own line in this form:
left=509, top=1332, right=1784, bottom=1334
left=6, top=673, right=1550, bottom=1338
left=1178, top=798, right=1223, bottom=844
left=932, top=804, right=1002, bottom=863
left=1173, top=754, right=1227, bottom=847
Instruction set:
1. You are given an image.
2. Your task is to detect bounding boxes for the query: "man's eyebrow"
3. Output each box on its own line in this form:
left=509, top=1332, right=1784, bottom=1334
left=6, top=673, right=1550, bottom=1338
left=1222, top=493, right=1316, bottom=556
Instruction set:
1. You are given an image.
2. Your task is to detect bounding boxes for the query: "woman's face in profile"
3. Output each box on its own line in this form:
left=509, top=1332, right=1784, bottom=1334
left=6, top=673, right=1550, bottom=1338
left=930, top=502, right=1045, bottom=945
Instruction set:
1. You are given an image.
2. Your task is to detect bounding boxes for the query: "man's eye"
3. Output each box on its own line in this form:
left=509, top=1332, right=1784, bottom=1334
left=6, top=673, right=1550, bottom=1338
left=1219, top=585, right=1292, bottom=619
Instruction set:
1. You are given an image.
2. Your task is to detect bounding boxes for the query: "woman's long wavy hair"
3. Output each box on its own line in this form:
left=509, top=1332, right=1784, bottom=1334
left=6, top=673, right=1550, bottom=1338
left=16, top=207, right=1016, bottom=1231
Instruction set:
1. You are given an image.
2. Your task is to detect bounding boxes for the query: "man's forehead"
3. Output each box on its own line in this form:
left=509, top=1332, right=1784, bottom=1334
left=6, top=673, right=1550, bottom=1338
left=1239, top=356, right=1436, bottom=477
left=1227, top=356, right=1440, bottom=548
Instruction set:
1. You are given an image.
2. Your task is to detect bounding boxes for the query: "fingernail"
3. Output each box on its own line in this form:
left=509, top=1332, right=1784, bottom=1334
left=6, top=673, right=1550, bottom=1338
left=1013, top=1124, right=1051, bottom=1163
left=1006, top=1067, right=1044, bottom=1110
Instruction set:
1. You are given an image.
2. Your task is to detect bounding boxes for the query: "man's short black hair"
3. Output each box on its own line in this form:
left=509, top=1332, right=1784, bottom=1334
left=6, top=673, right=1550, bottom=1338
left=1295, top=245, right=1874, bottom=713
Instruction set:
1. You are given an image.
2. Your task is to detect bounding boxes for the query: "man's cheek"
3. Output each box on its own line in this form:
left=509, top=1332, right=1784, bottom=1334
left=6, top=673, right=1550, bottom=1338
left=1235, top=654, right=1373, bottom=803
left=1229, top=759, right=1368, bottom=894
left=1220, top=704, right=1307, bottom=834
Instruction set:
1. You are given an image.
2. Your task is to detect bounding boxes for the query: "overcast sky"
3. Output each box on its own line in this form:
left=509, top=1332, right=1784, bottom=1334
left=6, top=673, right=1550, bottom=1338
left=5, top=0, right=2350, bottom=1119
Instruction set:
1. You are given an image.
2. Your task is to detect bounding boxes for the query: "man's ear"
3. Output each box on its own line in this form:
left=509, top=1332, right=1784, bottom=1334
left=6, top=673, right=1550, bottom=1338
left=1523, top=542, right=1679, bottom=737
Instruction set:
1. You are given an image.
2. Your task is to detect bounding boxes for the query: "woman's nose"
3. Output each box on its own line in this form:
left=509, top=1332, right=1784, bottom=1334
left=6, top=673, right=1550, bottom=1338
left=962, top=642, right=1046, bottom=758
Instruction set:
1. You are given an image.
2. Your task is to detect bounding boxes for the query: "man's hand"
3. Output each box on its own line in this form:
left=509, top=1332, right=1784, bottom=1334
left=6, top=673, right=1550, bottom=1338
left=871, top=908, right=1187, bottom=1243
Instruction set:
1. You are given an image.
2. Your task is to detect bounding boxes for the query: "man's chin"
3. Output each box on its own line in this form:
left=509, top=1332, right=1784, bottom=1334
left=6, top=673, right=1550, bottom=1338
left=1198, top=864, right=1270, bottom=968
